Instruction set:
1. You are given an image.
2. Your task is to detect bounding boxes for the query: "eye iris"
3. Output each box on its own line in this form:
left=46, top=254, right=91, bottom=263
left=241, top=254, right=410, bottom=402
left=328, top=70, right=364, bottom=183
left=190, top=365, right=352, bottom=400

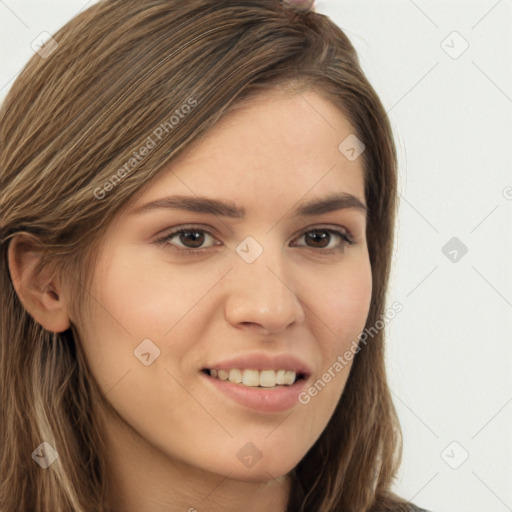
left=180, top=230, right=205, bottom=248
left=306, top=231, right=330, bottom=248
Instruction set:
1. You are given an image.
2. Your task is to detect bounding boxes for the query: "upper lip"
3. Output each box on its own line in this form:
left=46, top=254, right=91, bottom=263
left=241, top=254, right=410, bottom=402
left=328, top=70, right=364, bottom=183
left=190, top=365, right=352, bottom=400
left=203, top=353, right=313, bottom=377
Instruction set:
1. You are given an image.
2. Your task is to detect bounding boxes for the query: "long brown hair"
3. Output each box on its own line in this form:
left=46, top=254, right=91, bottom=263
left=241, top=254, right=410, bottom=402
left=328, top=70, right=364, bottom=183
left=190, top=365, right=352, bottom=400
left=0, top=1, right=413, bottom=510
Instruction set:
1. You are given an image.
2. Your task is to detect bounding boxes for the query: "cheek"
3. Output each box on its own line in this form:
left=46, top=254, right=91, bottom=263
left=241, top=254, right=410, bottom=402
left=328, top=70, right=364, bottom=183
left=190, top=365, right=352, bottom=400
left=296, top=261, right=371, bottom=431
left=306, top=257, right=372, bottom=349
left=326, top=277, right=372, bottom=338
left=89, top=246, right=228, bottom=340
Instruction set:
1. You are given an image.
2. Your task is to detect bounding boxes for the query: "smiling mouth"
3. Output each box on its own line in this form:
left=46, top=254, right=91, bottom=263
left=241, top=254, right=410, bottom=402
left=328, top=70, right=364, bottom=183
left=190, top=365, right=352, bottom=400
left=202, top=368, right=307, bottom=388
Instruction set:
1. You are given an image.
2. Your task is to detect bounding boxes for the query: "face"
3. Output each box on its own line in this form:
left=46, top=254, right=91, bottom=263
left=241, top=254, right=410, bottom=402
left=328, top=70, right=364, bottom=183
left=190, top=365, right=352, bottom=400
left=76, top=89, right=372, bottom=485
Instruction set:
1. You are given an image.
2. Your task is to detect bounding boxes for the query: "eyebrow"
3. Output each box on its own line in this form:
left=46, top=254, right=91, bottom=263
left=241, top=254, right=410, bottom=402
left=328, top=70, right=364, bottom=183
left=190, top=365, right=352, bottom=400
left=130, top=192, right=367, bottom=218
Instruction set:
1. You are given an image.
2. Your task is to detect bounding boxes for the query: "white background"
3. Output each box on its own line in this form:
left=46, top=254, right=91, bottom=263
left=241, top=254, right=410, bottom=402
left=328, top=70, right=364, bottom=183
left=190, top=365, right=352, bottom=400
left=1, top=1, right=511, bottom=511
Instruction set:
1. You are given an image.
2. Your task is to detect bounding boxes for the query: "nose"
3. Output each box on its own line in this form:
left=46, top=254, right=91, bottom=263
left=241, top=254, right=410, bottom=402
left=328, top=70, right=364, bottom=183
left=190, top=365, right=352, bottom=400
left=224, top=250, right=306, bottom=335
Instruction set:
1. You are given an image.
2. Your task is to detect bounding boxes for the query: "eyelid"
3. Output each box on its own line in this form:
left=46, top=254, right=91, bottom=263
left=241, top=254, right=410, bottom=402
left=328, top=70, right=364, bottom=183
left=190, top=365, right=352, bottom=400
left=289, top=226, right=355, bottom=253
left=154, top=224, right=221, bottom=250
left=291, top=223, right=354, bottom=242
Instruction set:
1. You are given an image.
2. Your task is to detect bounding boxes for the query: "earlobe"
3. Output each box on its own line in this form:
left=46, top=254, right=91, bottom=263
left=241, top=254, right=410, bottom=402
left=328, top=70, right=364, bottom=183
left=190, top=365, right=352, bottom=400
left=7, top=235, right=71, bottom=333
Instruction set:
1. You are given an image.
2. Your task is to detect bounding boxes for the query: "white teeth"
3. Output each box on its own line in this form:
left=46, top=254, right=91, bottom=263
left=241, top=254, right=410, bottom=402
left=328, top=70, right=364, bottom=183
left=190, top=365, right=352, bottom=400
left=242, top=369, right=259, bottom=387
left=259, top=370, right=276, bottom=387
left=283, top=370, right=296, bottom=385
left=209, top=368, right=297, bottom=387
left=228, top=369, right=242, bottom=384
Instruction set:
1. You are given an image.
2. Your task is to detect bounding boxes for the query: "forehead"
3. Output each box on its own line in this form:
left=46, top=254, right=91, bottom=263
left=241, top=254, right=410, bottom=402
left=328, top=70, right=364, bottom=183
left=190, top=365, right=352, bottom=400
left=173, top=87, right=358, bottom=166
left=129, top=88, right=366, bottom=214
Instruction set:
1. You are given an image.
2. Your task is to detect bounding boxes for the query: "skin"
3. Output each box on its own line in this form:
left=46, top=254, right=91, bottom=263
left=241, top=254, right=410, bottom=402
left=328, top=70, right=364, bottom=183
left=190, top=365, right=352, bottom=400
left=8, top=88, right=372, bottom=512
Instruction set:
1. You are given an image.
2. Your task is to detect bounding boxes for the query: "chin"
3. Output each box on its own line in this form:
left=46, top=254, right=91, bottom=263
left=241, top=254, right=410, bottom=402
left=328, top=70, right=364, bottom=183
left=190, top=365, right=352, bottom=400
left=223, top=462, right=298, bottom=483
left=212, top=443, right=304, bottom=482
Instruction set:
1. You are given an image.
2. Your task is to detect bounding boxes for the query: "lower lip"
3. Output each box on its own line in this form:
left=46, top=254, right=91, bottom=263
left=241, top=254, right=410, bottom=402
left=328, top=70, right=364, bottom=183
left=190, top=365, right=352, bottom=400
left=202, top=372, right=308, bottom=413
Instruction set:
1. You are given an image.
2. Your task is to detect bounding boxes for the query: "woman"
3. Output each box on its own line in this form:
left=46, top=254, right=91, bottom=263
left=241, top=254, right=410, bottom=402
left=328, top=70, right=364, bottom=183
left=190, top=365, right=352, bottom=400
left=0, top=0, right=431, bottom=511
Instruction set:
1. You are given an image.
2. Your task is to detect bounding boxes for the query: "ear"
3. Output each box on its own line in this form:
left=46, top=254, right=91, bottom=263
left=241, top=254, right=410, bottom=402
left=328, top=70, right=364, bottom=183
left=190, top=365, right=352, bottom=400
left=7, top=234, right=71, bottom=333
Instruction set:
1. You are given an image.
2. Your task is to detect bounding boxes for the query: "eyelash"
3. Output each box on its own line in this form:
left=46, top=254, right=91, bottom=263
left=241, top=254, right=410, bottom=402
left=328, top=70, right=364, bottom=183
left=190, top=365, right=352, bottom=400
left=154, top=225, right=356, bottom=256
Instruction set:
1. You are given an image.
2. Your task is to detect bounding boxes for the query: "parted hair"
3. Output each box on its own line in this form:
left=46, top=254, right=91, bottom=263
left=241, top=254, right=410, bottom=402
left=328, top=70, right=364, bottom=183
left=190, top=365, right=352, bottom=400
left=0, top=1, right=412, bottom=510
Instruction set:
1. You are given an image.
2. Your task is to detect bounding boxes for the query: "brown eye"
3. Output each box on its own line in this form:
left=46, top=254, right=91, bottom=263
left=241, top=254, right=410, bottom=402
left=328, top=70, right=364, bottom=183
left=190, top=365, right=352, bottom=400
left=176, top=230, right=206, bottom=248
left=292, top=228, right=354, bottom=252
left=304, top=230, right=331, bottom=248
left=156, top=228, right=221, bottom=252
